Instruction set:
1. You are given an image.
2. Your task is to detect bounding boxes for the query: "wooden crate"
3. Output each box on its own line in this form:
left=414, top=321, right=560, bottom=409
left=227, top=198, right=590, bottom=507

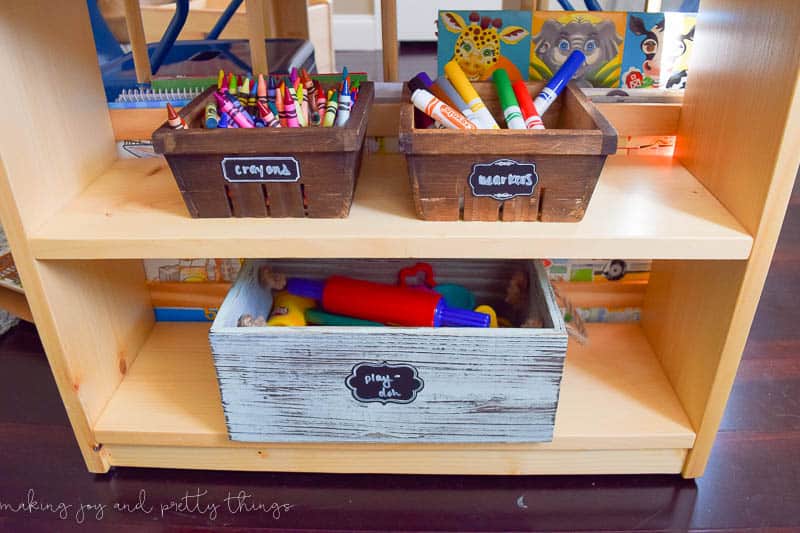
left=152, top=82, right=373, bottom=218
left=398, top=81, right=618, bottom=222
left=209, top=259, right=568, bottom=443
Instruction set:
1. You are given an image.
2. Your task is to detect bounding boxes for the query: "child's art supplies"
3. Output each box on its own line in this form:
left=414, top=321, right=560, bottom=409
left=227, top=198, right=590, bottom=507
left=166, top=102, right=188, bottom=129
left=408, top=78, right=477, bottom=130
left=436, top=77, right=480, bottom=126
left=217, top=111, right=230, bottom=128
left=492, top=68, right=526, bottom=130
left=443, top=60, right=500, bottom=129
left=204, top=102, right=218, bottom=128
left=257, top=101, right=281, bottom=128
left=286, top=276, right=490, bottom=327
left=512, top=80, right=545, bottom=130
left=312, top=80, right=325, bottom=126
left=334, top=79, right=353, bottom=127
left=214, top=91, right=254, bottom=128
left=414, top=71, right=457, bottom=110
left=323, top=89, right=338, bottom=127
left=283, top=85, right=301, bottom=128
left=533, top=49, right=585, bottom=115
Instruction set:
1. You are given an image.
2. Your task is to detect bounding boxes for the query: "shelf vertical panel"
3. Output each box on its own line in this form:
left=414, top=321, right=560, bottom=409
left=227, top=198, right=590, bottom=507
left=0, top=3, right=155, bottom=472
left=644, top=0, right=800, bottom=477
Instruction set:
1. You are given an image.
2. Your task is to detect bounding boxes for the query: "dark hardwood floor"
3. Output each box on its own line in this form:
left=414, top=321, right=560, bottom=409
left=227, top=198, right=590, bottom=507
left=0, top=49, right=797, bottom=532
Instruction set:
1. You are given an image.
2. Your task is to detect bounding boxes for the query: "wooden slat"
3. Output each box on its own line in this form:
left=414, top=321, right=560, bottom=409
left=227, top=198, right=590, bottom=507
left=122, top=0, right=152, bottom=83
left=0, top=285, right=32, bottom=322
left=595, top=103, right=680, bottom=137
left=380, top=0, right=399, bottom=81
left=643, top=0, right=800, bottom=478
left=245, top=0, right=269, bottom=75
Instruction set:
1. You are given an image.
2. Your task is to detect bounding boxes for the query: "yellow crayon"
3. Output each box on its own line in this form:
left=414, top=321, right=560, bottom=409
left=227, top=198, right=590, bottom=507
left=322, top=89, right=338, bottom=127
left=295, top=84, right=308, bottom=127
left=443, top=60, right=500, bottom=129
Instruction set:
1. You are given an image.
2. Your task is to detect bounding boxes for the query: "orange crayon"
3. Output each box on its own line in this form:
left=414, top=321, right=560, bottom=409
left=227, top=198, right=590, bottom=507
left=166, top=102, right=188, bottom=129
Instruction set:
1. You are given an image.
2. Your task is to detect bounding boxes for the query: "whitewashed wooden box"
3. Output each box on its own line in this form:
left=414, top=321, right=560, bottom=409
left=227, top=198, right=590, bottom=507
left=209, top=259, right=568, bottom=443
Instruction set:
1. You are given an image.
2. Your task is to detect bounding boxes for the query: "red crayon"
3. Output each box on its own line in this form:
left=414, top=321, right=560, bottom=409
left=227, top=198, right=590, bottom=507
left=166, top=102, right=188, bottom=129
left=512, top=80, right=545, bottom=130
left=257, top=101, right=281, bottom=128
left=283, top=84, right=300, bottom=127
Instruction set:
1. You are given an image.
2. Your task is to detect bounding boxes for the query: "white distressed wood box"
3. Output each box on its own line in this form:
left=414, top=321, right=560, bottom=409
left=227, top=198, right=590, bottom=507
left=209, top=259, right=568, bottom=443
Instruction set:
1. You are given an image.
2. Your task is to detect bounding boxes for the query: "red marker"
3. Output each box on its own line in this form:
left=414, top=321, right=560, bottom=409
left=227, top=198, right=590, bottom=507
left=512, top=80, right=545, bottom=130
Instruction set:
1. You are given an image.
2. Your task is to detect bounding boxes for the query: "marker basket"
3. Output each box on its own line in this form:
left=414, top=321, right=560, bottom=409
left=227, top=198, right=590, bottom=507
left=398, top=81, right=617, bottom=222
left=152, top=82, right=373, bottom=218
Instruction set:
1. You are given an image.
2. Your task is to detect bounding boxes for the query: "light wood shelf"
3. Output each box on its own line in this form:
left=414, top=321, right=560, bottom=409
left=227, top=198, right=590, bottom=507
left=94, top=322, right=695, bottom=457
left=30, top=153, right=752, bottom=260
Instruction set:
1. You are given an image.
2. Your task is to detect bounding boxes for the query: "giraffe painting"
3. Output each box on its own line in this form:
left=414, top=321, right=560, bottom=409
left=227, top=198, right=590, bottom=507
left=439, top=11, right=530, bottom=82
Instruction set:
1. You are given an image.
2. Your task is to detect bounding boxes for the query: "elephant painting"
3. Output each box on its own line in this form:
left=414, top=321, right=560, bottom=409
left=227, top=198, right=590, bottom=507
left=531, top=14, right=625, bottom=88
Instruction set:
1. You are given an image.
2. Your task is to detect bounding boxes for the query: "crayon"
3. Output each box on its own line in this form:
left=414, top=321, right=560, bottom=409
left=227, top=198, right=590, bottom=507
left=413, top=72, right=456, bottom=109
left=312, top=80, right=325, bottom=126
left=492, top=68, right=525, bottom=130
left=217, top=69, right=225, bottom=90
left=512, top=80, right=545, bottom=130
left=283, top=85, right=300, bottom=127
left=408, top=78, right=476, bottom=130
left=217, top=111, right=230, bottom=128
left=247, top=78, right=258, bottom=116
left=295, top=84, right=308, bottom=127
left=214, top=91, right=254, bottom=128
left=322, top=89, right=338, bottom=127
left=166, top=102, right=188, bottom=129
left=533, top=49, right=585, bottom=115
left=257, top=73, right=268, bottom=107
left=204, top=102, right=219, bottom=128
left=221, top=72, right=231, bottom=93
left=267, top=75, right=277, bottom=107
left=228, top=73, right=238, bottom=99
left=301, top=75, right=313, bottom=126
left=443, top=60, right=499, bottom=129
left=334, top=80, right=353, bottom=127
left=224, top=92, right=256, bottom=126
left=276, top=82, right=286, bottom=127
left=238, top=77, right=250, bottom=109
left=290, top=67, right=299, bottom=87
left=257, top=100, right=281, bottom=128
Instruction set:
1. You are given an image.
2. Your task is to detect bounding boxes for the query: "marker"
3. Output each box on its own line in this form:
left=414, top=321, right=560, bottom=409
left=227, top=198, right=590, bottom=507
left=512, top=80, right=545, bottom=130
left=257, top=100, right=281, bottom=128
left=276, top=82, right=286, bottom=127
left=408, top=78, right=477, bottom=130
left=166, top=102, right=188, bottom=129
left=434, top=77, right=480, bottom=126
left=217, top=111, right=230, bottom=128
left=443, top=60, right=499, bottom=129
left=204, top=102, right=218, bottom=128
left=322, top=89, right=338, bottom=127
left=283, top=85, right=300, bottom=127
left=214, top=91, right=254, bottom=128
left=492, top=68, right=525, bottom=130
left=533, top=49, right=585, bottom=115
left=335, top=80, right=352, bottom=127
left=413, top=72, right=456, bottom=109
left=312, top=81, right=325, bottom=126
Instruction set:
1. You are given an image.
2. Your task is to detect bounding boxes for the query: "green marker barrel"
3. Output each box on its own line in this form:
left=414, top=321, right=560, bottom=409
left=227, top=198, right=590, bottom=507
left=492, top=68, right=526, bottom=130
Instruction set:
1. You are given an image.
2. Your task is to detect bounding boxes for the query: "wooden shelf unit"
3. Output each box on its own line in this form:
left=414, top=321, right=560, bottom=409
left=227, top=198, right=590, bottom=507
left=0, top=1, right=798, bottom=477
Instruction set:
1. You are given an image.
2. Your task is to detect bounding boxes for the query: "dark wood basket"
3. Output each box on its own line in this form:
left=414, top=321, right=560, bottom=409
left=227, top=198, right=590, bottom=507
left=398, top=81, right=617, bottom=222
left=152, top=82, right=374, bottom=218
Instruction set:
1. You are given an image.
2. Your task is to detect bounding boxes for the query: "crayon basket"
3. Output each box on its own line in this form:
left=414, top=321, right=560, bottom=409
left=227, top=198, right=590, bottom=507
left=152, top=82, right=374, bottom=218
left=398, top=81, right=617, bottom=222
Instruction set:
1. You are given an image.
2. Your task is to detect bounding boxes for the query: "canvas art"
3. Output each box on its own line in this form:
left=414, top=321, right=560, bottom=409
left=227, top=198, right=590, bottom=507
left=530, top=12, right=626, bottom=88
left=620, top=12, right=696, bottom=89
left=437, top=10, right=532, bottom=81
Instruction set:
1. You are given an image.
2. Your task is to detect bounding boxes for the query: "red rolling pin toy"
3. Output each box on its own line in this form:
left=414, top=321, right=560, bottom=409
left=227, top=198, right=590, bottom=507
left=286, top=276, right=490, bottom=327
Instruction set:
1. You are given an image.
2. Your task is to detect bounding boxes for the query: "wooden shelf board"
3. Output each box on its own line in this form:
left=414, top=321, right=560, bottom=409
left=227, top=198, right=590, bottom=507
left=30, top=154, right=752, bottom=260
left=94, top=322, right=696, bottom=453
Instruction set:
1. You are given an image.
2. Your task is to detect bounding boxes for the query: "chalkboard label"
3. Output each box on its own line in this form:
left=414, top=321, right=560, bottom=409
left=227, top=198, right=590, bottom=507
left=221, top=156, right=301, bottom=183
left=345, top=362, right=424, bottom=405
left=468, top=159, right=538, bottom=201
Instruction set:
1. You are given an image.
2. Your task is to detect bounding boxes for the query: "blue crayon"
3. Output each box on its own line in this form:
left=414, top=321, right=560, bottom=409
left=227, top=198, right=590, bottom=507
left=267, top=76, right=277, bottom=107
left=224, top=93, right=256, bottom=126
left=533, top=50, right=586, bottom=115
left=217, top=111, right=230, bottom=128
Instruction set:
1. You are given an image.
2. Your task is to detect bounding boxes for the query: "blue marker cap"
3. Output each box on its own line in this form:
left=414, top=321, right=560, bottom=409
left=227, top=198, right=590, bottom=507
left=433, top=300, right=490, bottom=327
left=534, top=49, right=585, bottom=115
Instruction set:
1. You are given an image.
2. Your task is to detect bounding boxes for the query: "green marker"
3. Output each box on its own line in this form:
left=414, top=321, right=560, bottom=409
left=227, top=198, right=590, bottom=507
left=492, top=68, right=526, bottom=130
